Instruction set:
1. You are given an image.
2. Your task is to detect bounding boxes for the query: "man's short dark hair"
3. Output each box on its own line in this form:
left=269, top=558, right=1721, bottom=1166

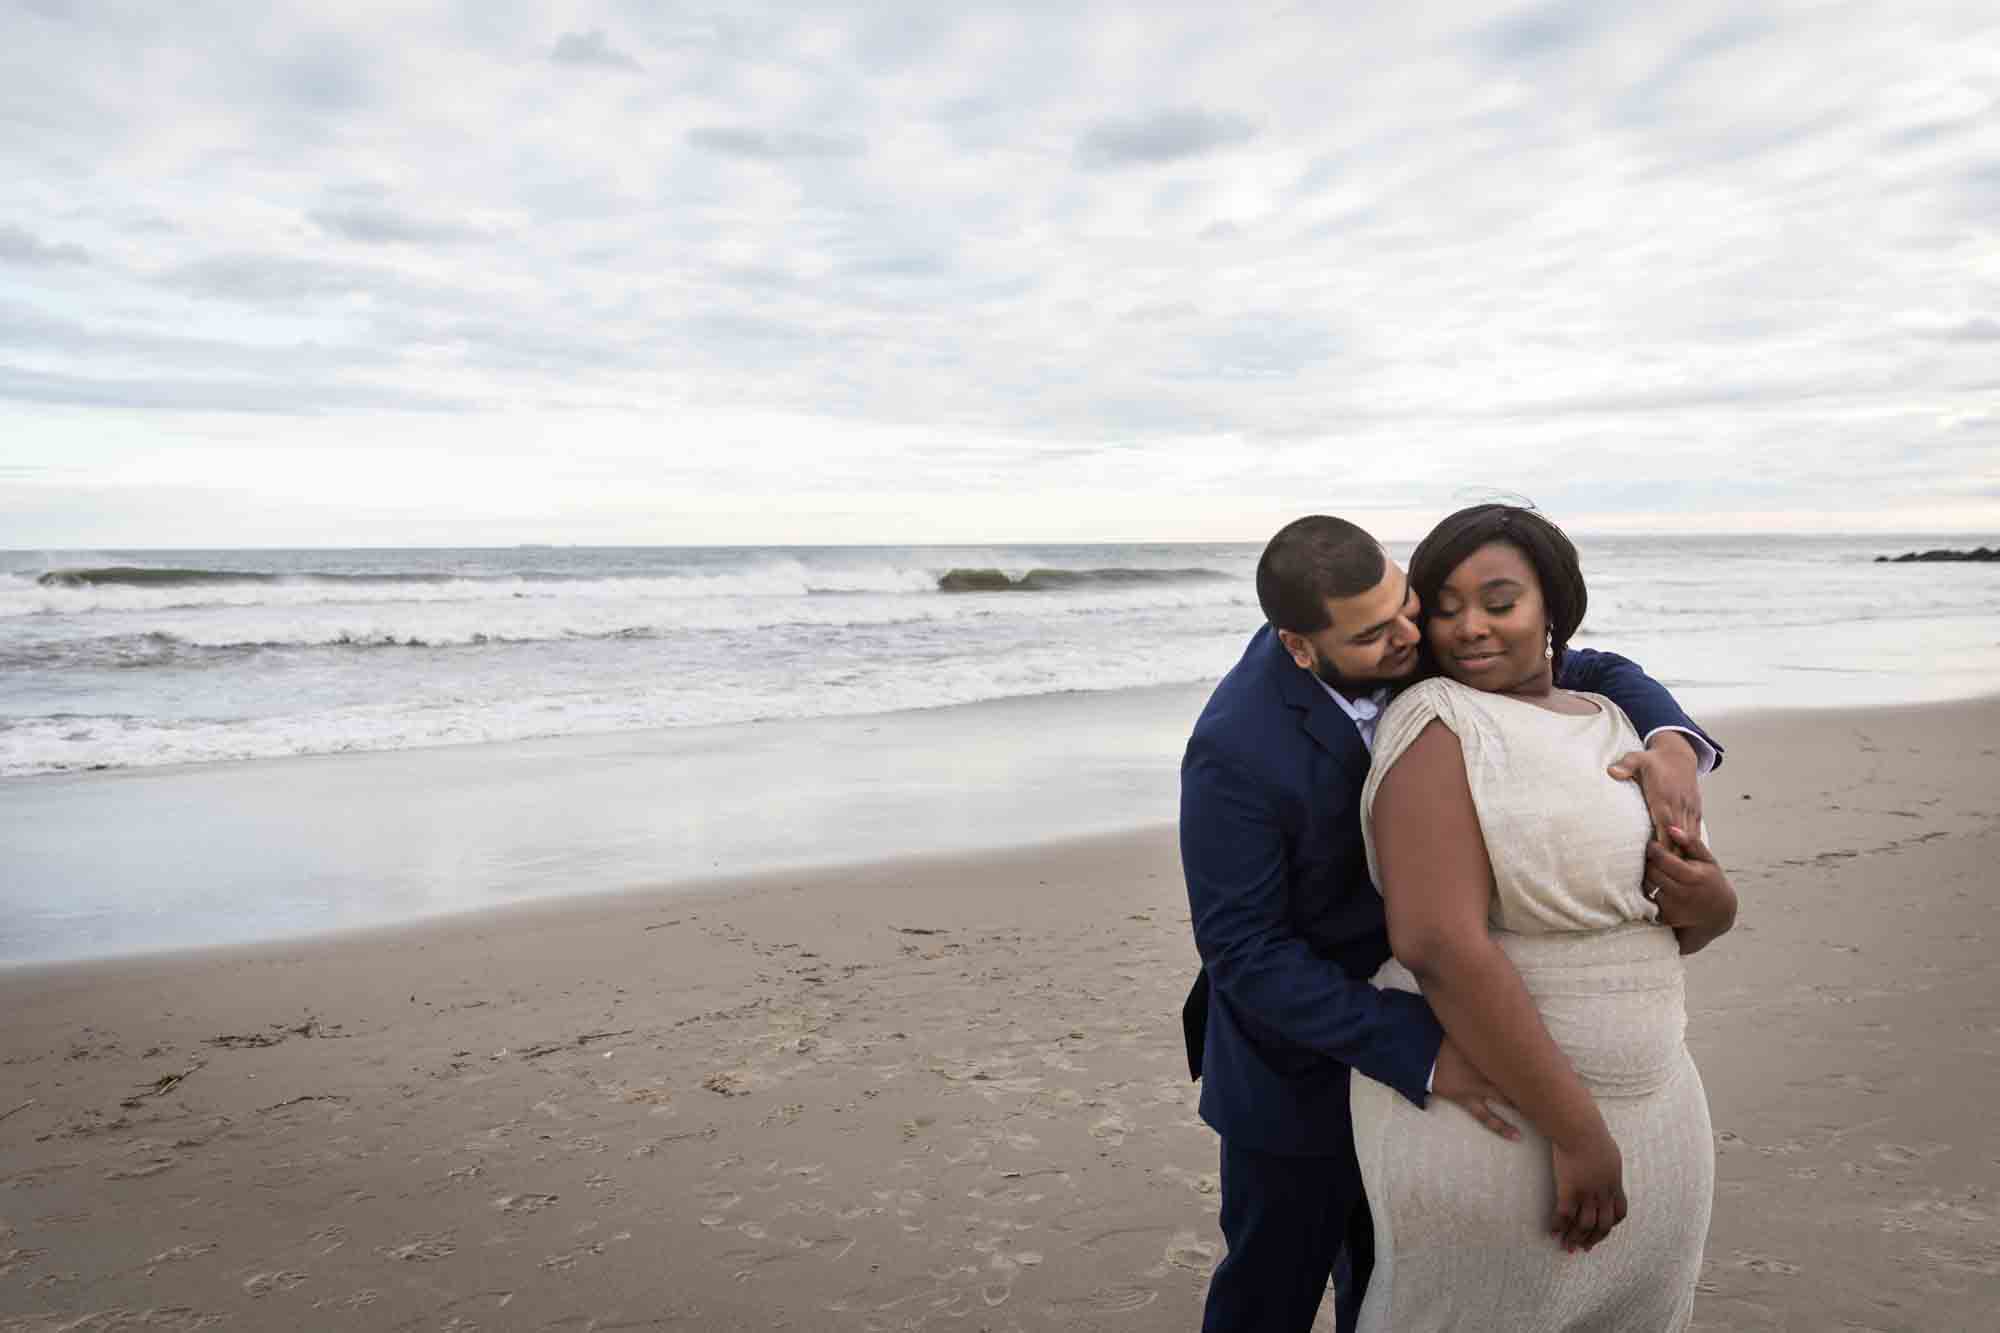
left=1255, top=516, right=1387, bottom=633
left=1407, top=504, right=1587, bottom=672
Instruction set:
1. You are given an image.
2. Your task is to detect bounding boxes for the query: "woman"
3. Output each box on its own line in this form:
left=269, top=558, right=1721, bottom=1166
left=1351, top=505, right=1735, bottom=1331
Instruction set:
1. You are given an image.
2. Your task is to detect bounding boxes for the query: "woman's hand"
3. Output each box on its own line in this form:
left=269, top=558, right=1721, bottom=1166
left=1550, top=1125, right=1627, bottom=1253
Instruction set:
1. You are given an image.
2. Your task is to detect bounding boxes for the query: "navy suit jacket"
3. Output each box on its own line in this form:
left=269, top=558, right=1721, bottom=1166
left=1180, top=627, right=1719, bottom=1157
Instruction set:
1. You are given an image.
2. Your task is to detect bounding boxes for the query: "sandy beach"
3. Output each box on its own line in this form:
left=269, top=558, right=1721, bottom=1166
left=3, top=695, right=1997, bottom=1331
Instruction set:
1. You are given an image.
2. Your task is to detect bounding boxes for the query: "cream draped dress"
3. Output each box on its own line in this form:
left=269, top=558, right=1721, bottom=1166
left=1351, top=677, right=1714, bottom=1332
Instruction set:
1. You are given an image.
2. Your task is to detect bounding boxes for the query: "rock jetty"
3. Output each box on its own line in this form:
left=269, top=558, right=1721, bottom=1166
left=1873, top=546, right=1998, bottom=563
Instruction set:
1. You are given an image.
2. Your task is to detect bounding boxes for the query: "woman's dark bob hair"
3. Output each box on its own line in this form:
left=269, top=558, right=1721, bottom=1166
left=1407, top=504, right=1588, bottom=674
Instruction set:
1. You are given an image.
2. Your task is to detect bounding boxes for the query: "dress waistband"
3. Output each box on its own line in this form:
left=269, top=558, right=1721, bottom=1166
left=1495, top=922, right=1684, bottom=985
left=1372, top=923, right=1689, bottom=1098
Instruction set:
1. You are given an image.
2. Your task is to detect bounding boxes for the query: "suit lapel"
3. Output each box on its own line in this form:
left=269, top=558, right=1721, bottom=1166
left=1266, top=631, right=1371, bottom=784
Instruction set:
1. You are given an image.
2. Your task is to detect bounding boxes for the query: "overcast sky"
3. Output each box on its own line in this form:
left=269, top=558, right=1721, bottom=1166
left=4, top=1, right=1996, bottom=547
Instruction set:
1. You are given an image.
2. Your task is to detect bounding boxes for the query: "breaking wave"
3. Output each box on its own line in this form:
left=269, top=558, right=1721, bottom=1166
left=936, top=566, right=1229, bottom=592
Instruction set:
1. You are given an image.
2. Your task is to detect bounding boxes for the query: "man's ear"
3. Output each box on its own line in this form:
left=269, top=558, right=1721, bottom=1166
left=1276, top=629, right=1314, bottom=671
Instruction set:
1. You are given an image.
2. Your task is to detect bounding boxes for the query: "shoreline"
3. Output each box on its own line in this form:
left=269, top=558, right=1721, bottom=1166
left=0, top=821, right=1177, bottom=985
left=5, top=689, right=1997, bottom=972
left=2, top=695, right=1996, bottom=1328
left=0, top=683, right=1213, bottom=967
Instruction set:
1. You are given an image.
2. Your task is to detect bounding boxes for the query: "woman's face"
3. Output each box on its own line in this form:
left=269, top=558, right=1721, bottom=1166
left=1425, top=540, right=1553, bottom=693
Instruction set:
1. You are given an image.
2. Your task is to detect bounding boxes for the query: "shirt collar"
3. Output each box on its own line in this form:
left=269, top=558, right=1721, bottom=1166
left=1315, top=677, right=1390, bottom=726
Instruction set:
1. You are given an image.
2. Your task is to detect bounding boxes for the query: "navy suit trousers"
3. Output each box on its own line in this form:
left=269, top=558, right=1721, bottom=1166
left=1202, top=1139, right=1373, bottom=1333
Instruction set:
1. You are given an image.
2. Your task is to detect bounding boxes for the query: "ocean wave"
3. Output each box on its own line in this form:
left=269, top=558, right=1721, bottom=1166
left=32, top=566, right=487, bottom=589
left=0, top=584, right=1252, bottom=665
left=0, top=631, right=195, bottom=671
left=936, top=566, right=1230, bottom=592
left=0, top=641, right=1245, bottom=778
left=1, top=563, right=949, bottom=616
left=14, top=561, right=1238, bottom=608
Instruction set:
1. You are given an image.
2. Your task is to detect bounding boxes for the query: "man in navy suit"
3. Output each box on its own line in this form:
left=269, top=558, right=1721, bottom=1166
left=1182, top=515, right=1728, bottom=1332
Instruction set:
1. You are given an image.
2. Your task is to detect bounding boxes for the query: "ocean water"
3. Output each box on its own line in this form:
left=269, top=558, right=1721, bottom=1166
left=2, top=534, right=1995, bottom=965
left=3, top=535, right=1997, bottom=779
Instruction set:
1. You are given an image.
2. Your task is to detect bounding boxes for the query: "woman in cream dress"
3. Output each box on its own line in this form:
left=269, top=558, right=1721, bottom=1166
left=1352, top=506, right=1736, bottom=1332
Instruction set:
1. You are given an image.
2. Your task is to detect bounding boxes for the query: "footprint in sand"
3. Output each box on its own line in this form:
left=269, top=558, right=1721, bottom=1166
left=1919, top=1244, right=2000, bottom=1276
left=0, top=1249, right=47, bottom=1277
left=146, top=1242, right=217, bottom=1269
left=103, top=1156, right=179, bottom=1180
left=1165, top=1232, right=1219, bottom=1272
left=1730, top=1251, right=1802, bottom=1276
left=1088, top=1114, right=1130, bottom=1146
left=929, top=1291, right=976, bottom=1318
left=1054, top=1287, right=1160, bottom=1315
left=1873, top=1142, right=1948, bottom=1166
left=381, top=1236, right=456, bottom=1262
left=1161, top=1164, right=1220, bottom=1196
left=701, top=1071, right=750, bottom=1097
left=242, top=1269, right=308, bottom=1296
left=494, top=1192, right=559, bottom=1213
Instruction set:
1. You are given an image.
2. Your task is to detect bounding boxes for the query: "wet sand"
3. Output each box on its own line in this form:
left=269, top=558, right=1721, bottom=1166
left=2, top=696, right=1996, bottom=1330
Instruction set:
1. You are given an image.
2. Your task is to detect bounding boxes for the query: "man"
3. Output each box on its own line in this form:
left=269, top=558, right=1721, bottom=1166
left=1181, top=515, right=1730, bottom=1332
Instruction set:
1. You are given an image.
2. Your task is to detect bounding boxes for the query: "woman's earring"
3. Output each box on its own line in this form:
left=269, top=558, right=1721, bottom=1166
left=1545, top=628, right=1555, bottom=661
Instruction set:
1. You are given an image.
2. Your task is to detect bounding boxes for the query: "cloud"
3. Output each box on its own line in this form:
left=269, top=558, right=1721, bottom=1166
left=160, top=253, right=395, bottom=306
left=309, top=204, right=487, bottom=246
left=0, top=224, right=89, bottom=267
left=1883, top=116, right=1984, bottom=150
left=2, top=3, right=1996, bottom=541
left=1474, top=0, right=1616, bottom=63
left=550, top=29, right=643, bottom=72
left=0, top=363, right=467, bottom=415
left=685, top=127, right=866, bottom=161
left=1914, top=317, right=2000, bottom=343
left=1074, top=108, right=1257, bottom=169
left=276, top=31, right=374, bottom=113
left=0, top=299, right=398, bottom=374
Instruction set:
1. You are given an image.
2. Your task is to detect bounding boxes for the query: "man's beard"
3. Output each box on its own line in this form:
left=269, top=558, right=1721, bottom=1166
left=1311, top=647, right=1419, bottom=694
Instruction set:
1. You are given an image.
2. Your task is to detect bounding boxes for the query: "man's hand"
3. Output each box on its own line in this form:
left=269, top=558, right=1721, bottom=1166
left=1431, top=1037, right=1520, bottom=1141
left=1608, top=731, right=1702, bottom=846
left=1645, top=826, right=1737, bottom=953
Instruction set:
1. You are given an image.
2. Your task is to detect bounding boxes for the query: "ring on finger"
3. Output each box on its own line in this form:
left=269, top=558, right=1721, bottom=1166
left=1643, top=882, right=1663, bottom=901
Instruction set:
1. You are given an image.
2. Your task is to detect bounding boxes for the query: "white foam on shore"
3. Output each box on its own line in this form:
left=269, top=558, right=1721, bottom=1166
left=0, top=684, right=1209, bottom=966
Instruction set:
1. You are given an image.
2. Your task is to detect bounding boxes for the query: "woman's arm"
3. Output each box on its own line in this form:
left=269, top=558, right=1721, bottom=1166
left=1373, top=719, right=1627, bottom=1253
